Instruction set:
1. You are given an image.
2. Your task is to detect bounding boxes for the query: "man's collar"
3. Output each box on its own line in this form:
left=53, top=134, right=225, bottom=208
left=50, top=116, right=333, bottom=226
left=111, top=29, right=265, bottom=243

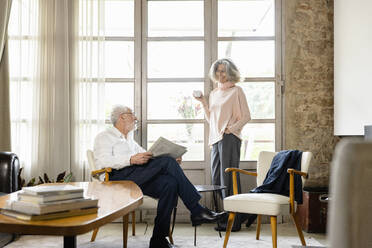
left=108, top=126, right=133, bottom=139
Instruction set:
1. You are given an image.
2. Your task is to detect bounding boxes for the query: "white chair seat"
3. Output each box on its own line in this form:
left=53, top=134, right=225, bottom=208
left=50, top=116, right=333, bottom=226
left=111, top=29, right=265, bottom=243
left=139, top=196, right=158, bottom=210
left=224, top=193, right=291, bottom=216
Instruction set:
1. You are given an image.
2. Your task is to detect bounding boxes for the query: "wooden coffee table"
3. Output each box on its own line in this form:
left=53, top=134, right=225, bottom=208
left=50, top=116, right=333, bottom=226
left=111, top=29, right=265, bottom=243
left=0, top=181, right=143, bottom=248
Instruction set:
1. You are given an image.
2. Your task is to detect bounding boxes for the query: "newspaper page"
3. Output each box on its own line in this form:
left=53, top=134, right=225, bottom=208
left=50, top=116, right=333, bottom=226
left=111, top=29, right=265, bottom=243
left=148, top=137, right=187, bottom=159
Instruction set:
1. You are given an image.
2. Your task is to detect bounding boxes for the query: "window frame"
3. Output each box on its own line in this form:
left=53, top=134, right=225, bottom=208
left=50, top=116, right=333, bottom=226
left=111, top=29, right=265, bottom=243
left=140, top=0, right=283, bottom=170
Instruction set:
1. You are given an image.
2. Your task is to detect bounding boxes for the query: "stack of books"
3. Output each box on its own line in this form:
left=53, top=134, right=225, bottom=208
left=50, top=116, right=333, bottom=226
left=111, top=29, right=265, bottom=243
left=0, top=185, right=98, bottom=221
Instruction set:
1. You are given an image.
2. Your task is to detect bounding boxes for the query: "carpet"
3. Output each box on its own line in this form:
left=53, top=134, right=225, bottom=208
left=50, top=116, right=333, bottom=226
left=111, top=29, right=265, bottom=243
left=5, top=233, right=324, bottom=248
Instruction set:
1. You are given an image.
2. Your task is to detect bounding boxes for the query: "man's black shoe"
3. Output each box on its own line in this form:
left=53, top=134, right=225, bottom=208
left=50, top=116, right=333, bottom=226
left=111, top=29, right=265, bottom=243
left=149, top=237, right=175, bottom=248
left=245, top=214, right=257, bottom=228
left=214, top=221, right=241, bottom=232
left=190, top=206, right=226, bottom=226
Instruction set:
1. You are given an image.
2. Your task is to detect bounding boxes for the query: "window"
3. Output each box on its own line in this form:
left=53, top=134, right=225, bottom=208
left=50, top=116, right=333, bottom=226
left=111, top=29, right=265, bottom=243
left=217, top=0, right=278, bottom=161
left=9, top=0, right=282, bottom=174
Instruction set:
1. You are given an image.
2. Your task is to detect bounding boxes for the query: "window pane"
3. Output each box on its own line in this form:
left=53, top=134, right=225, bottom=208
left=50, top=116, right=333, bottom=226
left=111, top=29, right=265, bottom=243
left=105, top=0, right=134, bottom=36
left=80, top=0, right=134, bottom=37
left=105, top=83, right=134, bottom=118
left=238, top=82, right=275, bottom=119
left=241, top=123, right=275, bottom=161
left=148, top=124, right=204, bottom=161
left=218, top=41, right=275, bottom=78
left=148, top=41, right=204, bottom=78
left=9, top=39, right=37, bottom=79
left=148, top=1, right=203, bottom=37
left=148, top=83, right=204, bottom=120
left=8, top=0, right=38, bottom=37
left=79, top=41, right=134, bottom=78
left=105, top=41, right=134, bottom=78
left=218, top=0, right=274, bottom=37
left=10, top=81, right=33, bottom=121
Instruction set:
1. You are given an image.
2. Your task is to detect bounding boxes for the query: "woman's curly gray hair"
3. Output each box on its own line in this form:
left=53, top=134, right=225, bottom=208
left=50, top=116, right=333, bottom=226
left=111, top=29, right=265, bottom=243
left=209, top=58, right=241, bottom=84
left=110, top=105, right=131, bottom=125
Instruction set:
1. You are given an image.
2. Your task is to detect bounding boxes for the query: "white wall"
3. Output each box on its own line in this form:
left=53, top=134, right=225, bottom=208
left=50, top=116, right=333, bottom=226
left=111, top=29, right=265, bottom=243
left=334, top=0, right=372, bottom=135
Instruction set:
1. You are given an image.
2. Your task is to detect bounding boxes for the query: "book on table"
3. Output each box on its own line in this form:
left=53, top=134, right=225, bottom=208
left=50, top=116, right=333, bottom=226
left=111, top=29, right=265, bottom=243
left=21, top=184, right=83, bottom=196
left=4, top=197, right=98, bottom=215
left=0, top=207, right=98, bottom=221
left=17, top=191, right=84, bottom=204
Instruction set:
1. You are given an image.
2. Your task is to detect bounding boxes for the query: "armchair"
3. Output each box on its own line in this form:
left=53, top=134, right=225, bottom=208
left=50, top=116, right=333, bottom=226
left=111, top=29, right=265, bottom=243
left=86, top=150, right=176, bottom=244
left=0, top=152, right=20, bottom=247
left=222, top=151, right=312, bottom=248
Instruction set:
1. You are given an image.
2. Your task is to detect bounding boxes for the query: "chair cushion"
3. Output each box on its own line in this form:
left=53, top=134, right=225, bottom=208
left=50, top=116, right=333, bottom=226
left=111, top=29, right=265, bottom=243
left=138, top=195, right=158, bottom=210
left=223, top=193, right=290, bottom=216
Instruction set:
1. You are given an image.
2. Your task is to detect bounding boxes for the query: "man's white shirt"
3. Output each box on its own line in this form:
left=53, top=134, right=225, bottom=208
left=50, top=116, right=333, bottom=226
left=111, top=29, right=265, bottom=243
left=94, top=127, right=146, bottom=171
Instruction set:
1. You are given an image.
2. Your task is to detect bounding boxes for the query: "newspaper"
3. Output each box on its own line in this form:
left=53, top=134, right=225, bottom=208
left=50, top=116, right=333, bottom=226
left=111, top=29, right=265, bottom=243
left=148, top=137, right=187, bottom=159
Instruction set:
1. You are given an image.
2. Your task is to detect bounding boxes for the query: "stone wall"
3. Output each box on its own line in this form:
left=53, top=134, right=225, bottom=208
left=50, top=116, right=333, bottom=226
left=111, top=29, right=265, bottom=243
left=284, top=0, right=339, bottom=188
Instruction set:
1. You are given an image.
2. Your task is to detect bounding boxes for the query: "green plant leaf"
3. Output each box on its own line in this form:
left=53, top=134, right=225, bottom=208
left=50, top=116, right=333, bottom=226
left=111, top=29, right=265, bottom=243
left=44, top=173, right=51, bottom=183
left=63, top=172, right=73, bottom=183
left=26, top=178, right=35, bottom=186
left=17, top=167, right=24, bottom=190
left=57, top=171, right=66, bottom=182
left=38, top=176, right=44, bottom=185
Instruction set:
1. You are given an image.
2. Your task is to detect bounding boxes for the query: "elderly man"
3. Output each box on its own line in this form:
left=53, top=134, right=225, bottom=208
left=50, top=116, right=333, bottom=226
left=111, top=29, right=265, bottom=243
left=94, top=105, right=225, bottom=248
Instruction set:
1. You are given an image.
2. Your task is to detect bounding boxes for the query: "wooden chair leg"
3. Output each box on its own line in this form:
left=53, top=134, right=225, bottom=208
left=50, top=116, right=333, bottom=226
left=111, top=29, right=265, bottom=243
left=223, top=212, right=236, bottom=248
left=291, top=213, right=306, bottom=246
left=132, top=211, right=136, bottom=236
left=90, top=228, right=99, bottom=242
left=256, top=214, right=262, bottom=240
left=270, top=216, right=277, bottom=248
left=123, top=214, right=129, bottom=248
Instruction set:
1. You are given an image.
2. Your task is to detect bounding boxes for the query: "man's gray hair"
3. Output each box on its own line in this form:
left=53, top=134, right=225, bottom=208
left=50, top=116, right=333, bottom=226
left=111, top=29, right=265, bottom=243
left=111, top=105, right=131, bottom=125
left=209, top=58, right=241, bottom=83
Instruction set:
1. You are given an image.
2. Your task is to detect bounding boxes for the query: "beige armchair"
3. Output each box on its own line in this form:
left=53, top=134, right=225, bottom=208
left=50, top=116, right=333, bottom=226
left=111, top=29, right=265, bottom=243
left=86, top=150, right=176, bottom=244
left=222, top=151, right=312, bottom=248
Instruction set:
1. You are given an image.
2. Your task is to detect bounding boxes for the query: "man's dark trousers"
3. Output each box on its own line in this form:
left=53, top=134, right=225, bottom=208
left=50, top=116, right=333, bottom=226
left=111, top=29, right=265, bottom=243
left=109, top=156, right=201, bottom=238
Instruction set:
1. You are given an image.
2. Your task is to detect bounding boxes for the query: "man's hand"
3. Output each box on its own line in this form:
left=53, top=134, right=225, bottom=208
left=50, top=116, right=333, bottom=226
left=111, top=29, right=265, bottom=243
left=176, top=157, right=182, bottom=164
left=130, top=152, right=153, bottom=165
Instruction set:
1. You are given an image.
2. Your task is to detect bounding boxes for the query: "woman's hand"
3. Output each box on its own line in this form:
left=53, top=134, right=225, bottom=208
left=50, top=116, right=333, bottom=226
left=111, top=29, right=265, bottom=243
left=224, top=127, right=231, bottom=134
left=193, top=95, right=204, bottom=102
left=130, top=152, right=153, bottom=165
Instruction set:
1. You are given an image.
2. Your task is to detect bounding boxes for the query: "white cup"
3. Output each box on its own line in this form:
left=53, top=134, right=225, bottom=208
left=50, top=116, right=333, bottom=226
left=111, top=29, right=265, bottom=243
left=193, top=90, right=203, bottom=98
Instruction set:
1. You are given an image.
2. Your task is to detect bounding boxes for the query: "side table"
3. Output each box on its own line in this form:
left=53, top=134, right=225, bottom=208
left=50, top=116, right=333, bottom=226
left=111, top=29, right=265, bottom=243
left=194, top=185, right=226, bottom=246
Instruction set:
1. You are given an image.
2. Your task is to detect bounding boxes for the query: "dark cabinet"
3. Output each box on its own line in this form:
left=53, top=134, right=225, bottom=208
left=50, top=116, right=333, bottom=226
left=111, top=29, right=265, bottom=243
left=296, top=190, right=328, bottom=233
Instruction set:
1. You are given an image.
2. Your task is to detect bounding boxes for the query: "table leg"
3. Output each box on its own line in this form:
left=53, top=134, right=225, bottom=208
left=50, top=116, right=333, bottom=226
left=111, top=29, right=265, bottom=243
left=194, top=226, right=197, bottom=246
left=64, top=235, right=76, bottom=248
left=123, top=214, right=129, bottom=248
left=213, top=191, right=222, bottom=238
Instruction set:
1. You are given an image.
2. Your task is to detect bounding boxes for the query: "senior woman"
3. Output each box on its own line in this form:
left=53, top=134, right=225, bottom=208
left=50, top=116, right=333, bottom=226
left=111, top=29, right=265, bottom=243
left=194, top=58, right=251, bottom=231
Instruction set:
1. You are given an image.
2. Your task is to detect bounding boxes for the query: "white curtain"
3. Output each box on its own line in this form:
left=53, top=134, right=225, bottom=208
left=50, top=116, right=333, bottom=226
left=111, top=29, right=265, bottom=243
left=0, top=0, right=12, bottom=151
left=9, top=0, right=39, bottom=179
left=9, top=0, right=107, bottom=181
left=71, top=0, right=106, bottom=181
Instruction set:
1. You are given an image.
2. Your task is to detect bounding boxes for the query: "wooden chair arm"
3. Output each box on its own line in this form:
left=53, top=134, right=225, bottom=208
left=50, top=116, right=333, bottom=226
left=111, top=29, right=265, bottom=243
left=287, top=168, right=308, bottom=178
left=224, top=168, right=258, bottom=195
left=91, top=167, right=112, bottom=182
left=225, top=168, right=258, bottom=177
left=287, top=169, right=308, bottom=215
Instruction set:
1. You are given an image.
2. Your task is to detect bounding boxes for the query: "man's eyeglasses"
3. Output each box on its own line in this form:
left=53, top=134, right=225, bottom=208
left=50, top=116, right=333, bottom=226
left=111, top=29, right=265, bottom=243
left=122, top=112, right=136, bottom=117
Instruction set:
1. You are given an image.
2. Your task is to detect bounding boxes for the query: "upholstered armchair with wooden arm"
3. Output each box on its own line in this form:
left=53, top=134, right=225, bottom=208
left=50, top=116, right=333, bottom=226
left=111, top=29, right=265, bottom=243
left=86, top=150, right=176, bottom=244
left=222, top=151, right=312, bottom=248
